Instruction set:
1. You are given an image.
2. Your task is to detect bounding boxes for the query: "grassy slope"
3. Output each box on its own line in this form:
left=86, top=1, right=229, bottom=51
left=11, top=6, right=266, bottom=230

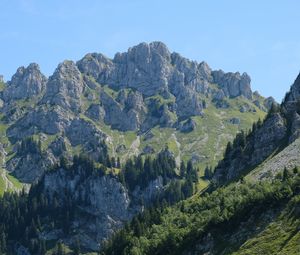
left=232, top=195, right=300, bottom=255
left=139, top=96, right=266, bottom=173
left=80, top=81, right=266, bottom=173
left=0, top=169, right=23, bottom=196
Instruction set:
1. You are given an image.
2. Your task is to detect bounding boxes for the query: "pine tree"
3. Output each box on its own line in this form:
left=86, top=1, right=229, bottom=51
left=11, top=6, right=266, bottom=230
left=204, top=166, right=213, bottom=179
left=180, top=161, right=186, bottom=178
left=74, top=238, right=81, bottom=255
left=111, top=157, right=116, bottom=168
left=0, top=233, right=6, bottom=253
left=283, top=167, right=290, bottom=181
left=225, top=142, right=233, bottom=157
left=293, top=166, right=299, bottom=174
left=117, top=157, right=121, bottom=168
left=106, top=155, right=112, bottom=168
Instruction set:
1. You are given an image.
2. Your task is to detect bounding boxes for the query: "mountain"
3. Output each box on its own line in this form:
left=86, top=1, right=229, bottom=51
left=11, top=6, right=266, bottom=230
left=0, top=42, right=270, bottom=189
left=0, top=42, right=275, bottom=254
left=101, top=72, right=300, bottom=255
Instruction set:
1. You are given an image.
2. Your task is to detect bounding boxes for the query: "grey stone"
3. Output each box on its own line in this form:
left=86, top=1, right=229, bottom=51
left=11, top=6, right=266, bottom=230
left=41, top=167, right=169, bottom=251
left=42, top=60, right=84, bottom=112
left=264, top=97, right=276, bottom=111
left=85, top=103, right=105, bottom=121
left=212, top=71, right=252, bottom=99
left=6, top=150, right=55, bottom=183
left=7, top=105, right=72, bottom=142
left=75, top=41, right=260, bottom=123
left=77, top=53, right=113, bottom=80
left=66, top=118, right=106, bottom=147
left=178, top=118, right=197, bottom=132
left=3, top=63, right=47, bottom=102
left=229, top=117, right=241, bottom=125
left=49, top=136, right=68, bottom=157
left=289, top=112, right=300, bottom=143
left=100, top=90, right=146, bottom=131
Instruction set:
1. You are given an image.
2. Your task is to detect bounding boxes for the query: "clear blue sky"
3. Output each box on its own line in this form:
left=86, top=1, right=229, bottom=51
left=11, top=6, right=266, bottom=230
left=1, top=0, right=300, bottom=102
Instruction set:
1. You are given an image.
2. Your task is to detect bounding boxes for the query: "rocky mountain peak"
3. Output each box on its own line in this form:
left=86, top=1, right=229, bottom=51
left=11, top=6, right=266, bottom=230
left=76, top=52, right=113, bottom=80
left=212, top=70, right=252, bottom=99
left=118, top=41, right=171, bottom=63
left=76, top=41, right=256, bottom=102
left=0, top=41, right=272, bottom=185
left=103, top=41, right=172, bottom=96
left=198, top=61, right=213, bottom=81
left=42, top=60, right=84, bottom=111
left=149, top=41, right=171, bottom=58
left=2, top=63, right=47, bottom=102
left=284, top=72, right=300, bottom=106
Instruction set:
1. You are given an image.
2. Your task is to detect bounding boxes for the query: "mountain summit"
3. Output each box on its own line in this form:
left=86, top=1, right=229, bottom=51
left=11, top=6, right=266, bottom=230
left=0, top=42, right=293, bottom=254
left=0, top=42, right=272, bottom=185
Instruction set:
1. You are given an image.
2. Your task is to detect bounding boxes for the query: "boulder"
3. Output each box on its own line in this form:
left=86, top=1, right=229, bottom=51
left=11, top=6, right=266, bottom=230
left=229, top=117, right=241, bottom=125
left=178, top=118, right=197, bottom=132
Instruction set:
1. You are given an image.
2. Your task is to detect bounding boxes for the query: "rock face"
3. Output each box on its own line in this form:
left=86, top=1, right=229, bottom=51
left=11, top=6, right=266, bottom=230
left=66, top=118, right=107, bottom=161
left=285, top=72, right=300, bottom=104
left=66, top=118, right=106, bottom=147
left=77, top=41, right=257, bottom=123
left=49, top=136, right=68, bottom=157
left=2, top=63, right=47, bottom=102
left=263, top=97, right=276, bottom=110
left=251, top=137, right=300, bottom=180
left=100, top=90, right=147, bottom=131
left=290, top=112, right=300, bottom=143
left=40, top=167, right=167, bottom=251
left=251, top=113, right=287, bottom=165
left=77, top=53, right=113, bottom=80
left=283, top=72, right=300, bottom=113
left=101, top=42, right=172, bottom=96
left=6, top=150, right=55, bottom=183
left=212, top=71, right=252, bottom=99
left=85, top=104, right=105, bottom=121
left=42, top=169, right=134, bottom=250
left=42, top=61, right=84, bottom=112
left=7, top=106, right=72, bottom=142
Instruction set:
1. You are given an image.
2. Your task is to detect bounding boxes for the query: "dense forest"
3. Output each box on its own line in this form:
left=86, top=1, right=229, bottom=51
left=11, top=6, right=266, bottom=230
left=102, top=167, right=300, bottom=255
left=0, top=142, right=199, bottom=254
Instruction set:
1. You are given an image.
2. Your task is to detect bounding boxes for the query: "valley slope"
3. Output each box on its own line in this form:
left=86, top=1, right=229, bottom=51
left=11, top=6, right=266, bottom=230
left=102, top=70, right=300, bottom=255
